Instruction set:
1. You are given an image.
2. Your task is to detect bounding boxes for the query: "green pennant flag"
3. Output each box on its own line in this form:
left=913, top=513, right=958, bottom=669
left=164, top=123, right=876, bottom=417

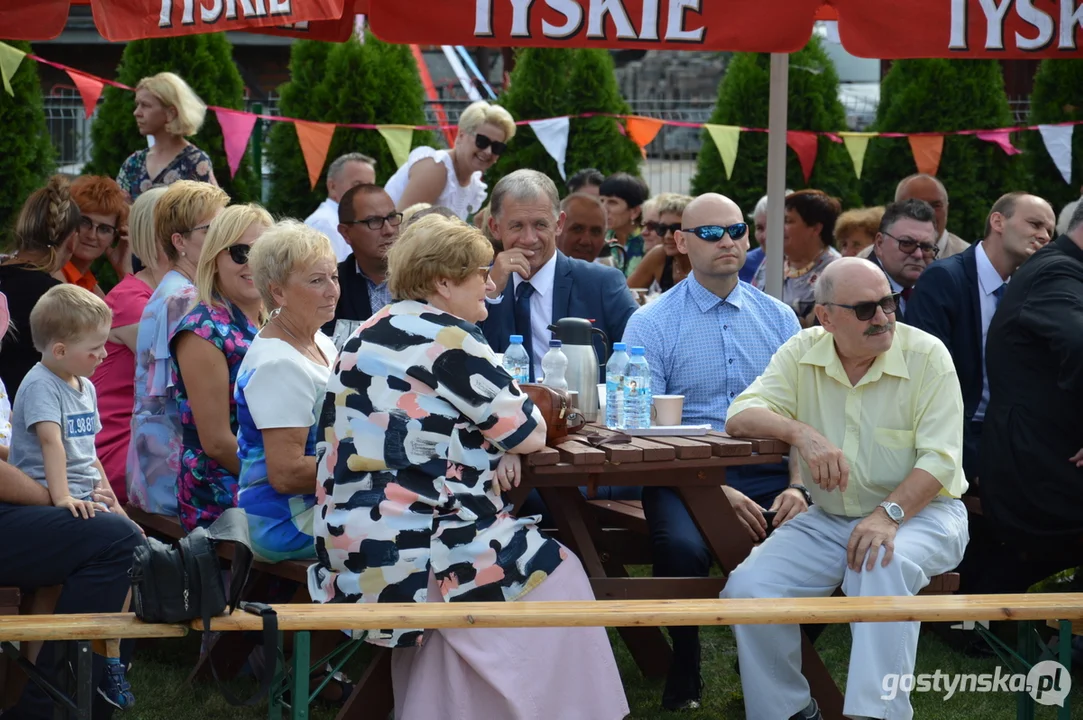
left=378, top=125, right=415, bottom=169
left=0, top=41, right=27, bottom=97
left=705, top=125, right=741, bottom=180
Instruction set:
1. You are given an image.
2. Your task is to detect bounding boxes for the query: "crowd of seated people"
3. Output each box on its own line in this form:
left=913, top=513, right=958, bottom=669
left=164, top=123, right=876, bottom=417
left=3, top=71, right=1082, bottom=720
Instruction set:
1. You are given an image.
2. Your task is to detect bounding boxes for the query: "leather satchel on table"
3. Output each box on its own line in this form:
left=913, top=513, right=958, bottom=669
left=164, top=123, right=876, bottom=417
left=520, top=383, right=585, bottom=444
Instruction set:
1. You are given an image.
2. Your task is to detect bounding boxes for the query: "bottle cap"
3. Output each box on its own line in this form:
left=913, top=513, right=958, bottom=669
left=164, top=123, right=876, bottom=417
left=549, top=340, right=562, bottom=348
left=631, top=346, right=646, bottom=355
left=509, top=335, right=523, bottom=343
left=613, top=342, right=627, bottom=352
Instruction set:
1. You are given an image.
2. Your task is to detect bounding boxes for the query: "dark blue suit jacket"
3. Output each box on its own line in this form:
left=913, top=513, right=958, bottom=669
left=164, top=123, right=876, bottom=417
left=905, top=243, right=983, bottom=478
left=480, top=251, right=638, bottom=380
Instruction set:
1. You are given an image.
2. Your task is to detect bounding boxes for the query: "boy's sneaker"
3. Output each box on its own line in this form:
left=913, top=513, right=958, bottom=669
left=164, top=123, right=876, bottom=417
left=98, top=659, right=135, bottom=710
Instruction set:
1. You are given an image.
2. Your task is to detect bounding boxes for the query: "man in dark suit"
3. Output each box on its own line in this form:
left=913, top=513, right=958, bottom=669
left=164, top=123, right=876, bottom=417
left=482, top=169, right=637, bottom=381
left=321, top=184, right=402, bottom=347
left=868, top=198, right=938, bottom=319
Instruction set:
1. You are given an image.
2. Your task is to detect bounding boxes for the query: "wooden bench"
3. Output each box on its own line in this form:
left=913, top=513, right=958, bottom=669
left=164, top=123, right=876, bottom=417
left=194, top=593, right=1083, bottom=720
left=0, top=613, right=186, bottom=720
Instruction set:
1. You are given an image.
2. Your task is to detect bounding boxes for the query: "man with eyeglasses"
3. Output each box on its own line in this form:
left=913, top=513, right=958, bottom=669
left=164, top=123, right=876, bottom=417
left=303, top=153, right=377, bottom=262
left=868, top=199, right=939, bottom=318
left=322, top=184, right=401, bottom=348
left=723, top=257, right=969, bottom=720
left=622, top=193, right=804, bottom=712
left=860, top=175, right=970, bottom=261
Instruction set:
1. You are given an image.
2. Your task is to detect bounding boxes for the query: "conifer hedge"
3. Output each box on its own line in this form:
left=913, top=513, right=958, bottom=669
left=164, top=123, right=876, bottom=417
left=1021, top=59, right=1083, bottom=219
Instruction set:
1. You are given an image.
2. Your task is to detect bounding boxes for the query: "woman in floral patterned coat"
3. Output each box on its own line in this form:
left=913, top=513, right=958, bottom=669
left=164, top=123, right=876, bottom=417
left=309, top=214, right=629, bottom=720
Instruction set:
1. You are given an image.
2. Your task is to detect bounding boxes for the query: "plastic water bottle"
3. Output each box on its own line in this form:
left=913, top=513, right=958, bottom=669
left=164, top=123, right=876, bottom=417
left=605, top=342, right=630, bottom=429
left=540, top=340, right=569, bottom=391
left=502, top=335, right=531, bottom=385
left=623, top=346, right=652, bottom=429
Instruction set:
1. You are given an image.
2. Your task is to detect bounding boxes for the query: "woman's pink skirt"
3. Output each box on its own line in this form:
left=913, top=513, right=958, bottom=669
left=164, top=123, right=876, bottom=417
left=391, top=551, right=630, bottom=720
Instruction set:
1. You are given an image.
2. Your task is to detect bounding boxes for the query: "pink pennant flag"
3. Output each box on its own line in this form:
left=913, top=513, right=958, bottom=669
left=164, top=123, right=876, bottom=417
left=66, top=69, right=104, bottom=119
left=214, top=108, right=258, bottom=179
left=976, top=130, right=1021, bottom=156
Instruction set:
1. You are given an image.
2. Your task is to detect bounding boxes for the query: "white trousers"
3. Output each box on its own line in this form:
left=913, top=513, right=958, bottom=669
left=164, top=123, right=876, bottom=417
left=721, top=500, right=969, bottom=720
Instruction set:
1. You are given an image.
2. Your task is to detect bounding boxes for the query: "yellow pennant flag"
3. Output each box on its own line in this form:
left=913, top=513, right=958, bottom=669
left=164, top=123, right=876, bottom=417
left=377, top=125, right=414, bottom=169
left=839, top=132, right=877, bottom=179
left=705, top=125, right=741, bottom=180
left=0, top=41, right=27, bottom=97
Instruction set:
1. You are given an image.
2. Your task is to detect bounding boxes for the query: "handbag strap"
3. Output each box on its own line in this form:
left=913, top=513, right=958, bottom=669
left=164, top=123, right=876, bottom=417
left=207, top=600, right=278, bottom=707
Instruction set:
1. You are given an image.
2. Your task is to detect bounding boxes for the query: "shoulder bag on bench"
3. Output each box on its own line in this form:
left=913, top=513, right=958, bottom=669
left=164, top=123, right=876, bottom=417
left=129, top=507, right=277, bottom=705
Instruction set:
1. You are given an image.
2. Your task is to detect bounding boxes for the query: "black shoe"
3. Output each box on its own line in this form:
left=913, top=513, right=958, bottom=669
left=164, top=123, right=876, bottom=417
left=661, top=663, right=703, bottom=711
left=789, top=698, right=822, bottom=720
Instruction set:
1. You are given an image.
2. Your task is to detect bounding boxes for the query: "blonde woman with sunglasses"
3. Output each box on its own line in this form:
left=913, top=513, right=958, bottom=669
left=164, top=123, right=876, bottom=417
left=384, top=101, right=515, bottom=221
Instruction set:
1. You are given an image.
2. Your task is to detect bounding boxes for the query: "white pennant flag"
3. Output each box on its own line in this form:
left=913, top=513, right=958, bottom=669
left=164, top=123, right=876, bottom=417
left=529, top=117, right=570, bottom=180
left=1038, top=124, right=1074, bottom=185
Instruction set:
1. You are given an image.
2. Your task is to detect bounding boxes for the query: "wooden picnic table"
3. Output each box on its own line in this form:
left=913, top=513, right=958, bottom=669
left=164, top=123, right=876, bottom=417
left=510, top=422, right=855, bottom=720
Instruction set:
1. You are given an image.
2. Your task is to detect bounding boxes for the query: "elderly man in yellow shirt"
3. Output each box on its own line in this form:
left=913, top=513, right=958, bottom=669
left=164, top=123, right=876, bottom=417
left=723, top=257, right=970, bottom=720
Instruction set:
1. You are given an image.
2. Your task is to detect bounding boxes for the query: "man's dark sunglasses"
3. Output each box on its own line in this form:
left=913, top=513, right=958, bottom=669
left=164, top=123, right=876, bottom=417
left=822, top=293, right=900, bottom=321
left=682, top=223, right=748, bottom=242
left=474, top=133, right=507, bottom=155
left=883, top=231, right=939, bottom=258
left=225, top=244, right=251, bottom=265
left=644, top=221, right=681, bottom=236
left=344, top=213, right=404, bottom=231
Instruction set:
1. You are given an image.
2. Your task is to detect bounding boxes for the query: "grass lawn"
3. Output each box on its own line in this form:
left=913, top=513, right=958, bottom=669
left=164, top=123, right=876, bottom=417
left=123, top=600, right=1083, bottom=719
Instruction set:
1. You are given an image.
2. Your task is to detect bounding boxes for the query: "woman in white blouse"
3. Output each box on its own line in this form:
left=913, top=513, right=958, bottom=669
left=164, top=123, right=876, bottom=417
left=384, top=101, right=515, bottom=221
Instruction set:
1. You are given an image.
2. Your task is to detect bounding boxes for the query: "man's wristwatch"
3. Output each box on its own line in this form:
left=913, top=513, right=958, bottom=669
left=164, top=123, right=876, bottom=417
left=878, top=500, right=905, bottom=525
left=787, top=484, right=812, bottom=506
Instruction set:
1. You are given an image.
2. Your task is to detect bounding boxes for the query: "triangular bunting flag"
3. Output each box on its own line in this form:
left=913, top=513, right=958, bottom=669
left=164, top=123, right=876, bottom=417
left=705, top=125, right=740, bottom=180
left=1038, top=124, right=1074, bottom=185
left=377, top=125, right=414, bottom=169
left=976, top=129, right=1021, bottom=156
left=528, top=117, right=570, bottom=180
left=908, top=135, right=944, bottom=176
left=625, top=117, right=663, bottom=157
left=66, top=69, right=104, bottom=119
left=0, top=41, right=27, bottom=97
left=294, top=120, right=337, bottom=190
left=786, top=131, right=819, bottom=183
left=839, top=132, right=876, bottom=179
left=215, top=108, right=258, bottom=179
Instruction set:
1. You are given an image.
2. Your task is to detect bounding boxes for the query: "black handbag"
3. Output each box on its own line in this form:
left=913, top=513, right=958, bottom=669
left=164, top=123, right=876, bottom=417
left=129, top=508, right=277, bottom=705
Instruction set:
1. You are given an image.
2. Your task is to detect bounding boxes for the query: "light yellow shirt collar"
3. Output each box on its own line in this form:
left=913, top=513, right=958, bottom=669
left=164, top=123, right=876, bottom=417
left=797, top=330, right=911, bottom=389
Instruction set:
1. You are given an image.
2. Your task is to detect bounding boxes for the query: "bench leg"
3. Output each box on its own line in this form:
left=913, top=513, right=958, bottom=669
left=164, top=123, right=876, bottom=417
left=1016, top=621, right=1036, bottom=720
left=290, top=632, right=310, bottom=720
left=1058, top=620, right=1071, bottom=720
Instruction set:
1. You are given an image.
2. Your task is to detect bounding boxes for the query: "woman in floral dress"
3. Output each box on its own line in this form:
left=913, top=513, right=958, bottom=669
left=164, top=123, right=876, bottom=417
left=170, top=204, right=270, bottom=531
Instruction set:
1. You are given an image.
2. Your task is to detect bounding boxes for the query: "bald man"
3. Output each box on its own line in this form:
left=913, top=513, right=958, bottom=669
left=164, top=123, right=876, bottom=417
left=556, top=192, right=608, bottom=263
left=622, top=193, right=803, bottom=711
left=860, top=174, right=970, bottom=261
left=724, top=258, right=969, bottom=720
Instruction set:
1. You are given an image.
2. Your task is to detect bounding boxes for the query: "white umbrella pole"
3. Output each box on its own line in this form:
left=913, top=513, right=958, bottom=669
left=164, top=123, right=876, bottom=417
left=764, top=53, right=789, bottom=301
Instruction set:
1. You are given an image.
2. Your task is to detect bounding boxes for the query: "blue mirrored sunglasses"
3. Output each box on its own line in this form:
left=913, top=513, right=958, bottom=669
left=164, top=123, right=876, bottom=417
left=682, top=223, right=748, bottom=242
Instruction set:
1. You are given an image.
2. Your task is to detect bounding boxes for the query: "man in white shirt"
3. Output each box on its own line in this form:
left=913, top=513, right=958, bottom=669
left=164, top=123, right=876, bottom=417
left=303, top=153, right=376, bottom=262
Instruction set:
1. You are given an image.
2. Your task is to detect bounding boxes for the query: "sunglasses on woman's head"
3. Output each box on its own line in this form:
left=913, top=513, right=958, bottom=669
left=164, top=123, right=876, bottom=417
left=682, top=223, right=748, bottom=242
left=474, top=133, right=507, bottom=156
left=822, top=293, right=900, bottom=322
left=644, top=221, right=682, bottom=236
left=224, top=244, right=250, bottom=265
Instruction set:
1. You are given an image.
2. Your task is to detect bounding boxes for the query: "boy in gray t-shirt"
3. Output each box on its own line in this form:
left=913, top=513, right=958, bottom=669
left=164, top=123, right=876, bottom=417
left=9, top=284, right=136, bottom=709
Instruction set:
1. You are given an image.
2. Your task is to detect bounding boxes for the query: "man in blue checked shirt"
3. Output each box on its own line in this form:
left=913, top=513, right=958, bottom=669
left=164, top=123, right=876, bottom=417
left=622, top=193, right=809, bottom=712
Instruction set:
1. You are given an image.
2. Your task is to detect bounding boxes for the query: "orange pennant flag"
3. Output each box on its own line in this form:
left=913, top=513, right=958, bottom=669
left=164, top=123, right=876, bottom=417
left=787, top=131, right=819, bottom=183
left=66, top=69, right=104, bottom=119
left=908, top=135, right=944, bottom=176
left=625, top=117, right=664, bottom=156
left=294, top=120, right=337, bottom=190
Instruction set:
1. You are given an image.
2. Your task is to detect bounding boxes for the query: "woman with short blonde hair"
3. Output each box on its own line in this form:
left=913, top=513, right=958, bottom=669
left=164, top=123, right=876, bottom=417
left=235, top=220, right=340, bottom=562
left=116, top=72, right=217, bottom=202
left=384, top=100, right=516, bottom=220
left=127, top=180, right=229, bottom=515
left=835, top=206, right=885, bottom=258
left=93, top=187, right=170, bottom=502
left=627, top=193, right=694, bottom=294
left=170, top=204, right=270, bottom=531
left=310, top=213, right=629, bottom=720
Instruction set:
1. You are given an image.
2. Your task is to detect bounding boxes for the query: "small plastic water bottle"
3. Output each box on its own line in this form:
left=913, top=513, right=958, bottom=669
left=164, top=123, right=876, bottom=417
left=502, top=335, right=531, bottom=385
left=623, top=346, right=652, bottom=429
left=540, top=340, right=569, bottom=391
left=605, top=342, right=630, bottom=429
